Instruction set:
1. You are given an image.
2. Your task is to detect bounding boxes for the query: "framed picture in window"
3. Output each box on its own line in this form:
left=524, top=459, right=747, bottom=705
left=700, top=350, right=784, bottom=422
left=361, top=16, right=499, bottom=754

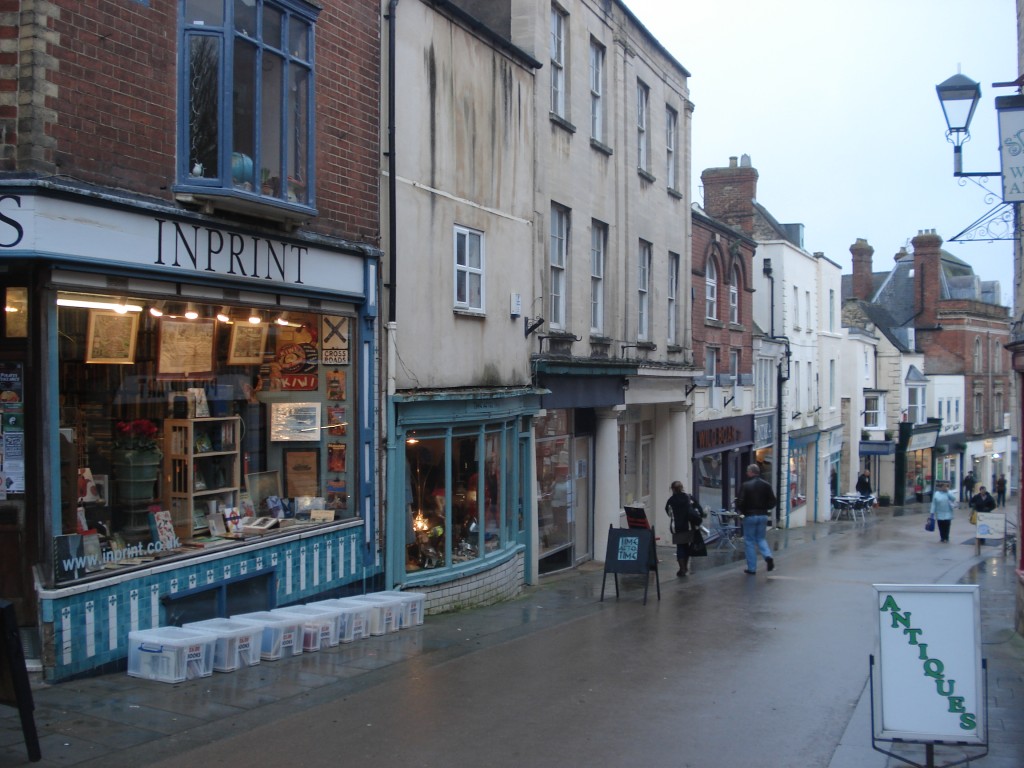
left=283, top=448, right=320, bottom=498
left=85, top=310, right=139, bottom=364
left=228, top=322, right=269, bottom=365
left=269, top=402, right=321, bottom=441
left=245, top=470, right=282, bottom=517
left=157, top=317, right=215, bottom=377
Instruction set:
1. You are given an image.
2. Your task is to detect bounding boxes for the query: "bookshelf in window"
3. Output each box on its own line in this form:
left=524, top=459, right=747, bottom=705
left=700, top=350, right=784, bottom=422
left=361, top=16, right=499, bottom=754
left=163, top=416, right=241, bottom=539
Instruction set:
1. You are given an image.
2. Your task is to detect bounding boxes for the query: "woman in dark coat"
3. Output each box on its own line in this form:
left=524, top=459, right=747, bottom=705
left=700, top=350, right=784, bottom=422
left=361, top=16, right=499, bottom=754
left=665, top=480, right=698, bottom=577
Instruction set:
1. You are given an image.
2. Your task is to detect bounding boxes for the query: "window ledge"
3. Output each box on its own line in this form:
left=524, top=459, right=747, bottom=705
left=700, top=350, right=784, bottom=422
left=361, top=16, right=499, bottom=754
left=668, top=187, right=683, bottom=200
left=590, top=138, right=613, bottom=156
left=704, top=318, right=725, bottom=329
left=174, top=189, right=315, bottom=230
left=637, top=168, right=656, bottom=184
left=550, top=113, right=576, bottom=134
left=453, top=307, right=486, bottom=319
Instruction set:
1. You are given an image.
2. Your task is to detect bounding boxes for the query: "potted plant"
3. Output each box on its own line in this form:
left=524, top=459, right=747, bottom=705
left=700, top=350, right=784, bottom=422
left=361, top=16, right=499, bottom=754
left=112, top=419, right=162, bottom=502
left=878, top=493, right=891, bottom=507
left=861, top=429, right=870, bottom=441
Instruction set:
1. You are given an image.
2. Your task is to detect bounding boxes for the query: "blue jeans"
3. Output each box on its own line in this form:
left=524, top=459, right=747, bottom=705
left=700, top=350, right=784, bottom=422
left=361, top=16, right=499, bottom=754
left=743, top=515, right=772, bottom=571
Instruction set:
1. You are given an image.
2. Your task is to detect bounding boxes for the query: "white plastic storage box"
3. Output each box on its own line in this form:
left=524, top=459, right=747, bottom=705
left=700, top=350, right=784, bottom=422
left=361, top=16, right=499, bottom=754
left=182, top=618, right=262, bottom=672
left=283, top=604, right=343, bottom=647
left=269, top=608, right=327, bottom=652
left=229, top=611, right=304, bottom=660
left=340, top=594, right=399, bottom=635
left=127, top=626, right=217, bottom=683
left=307, top=599, right=373, bottom=643
left=370, top=591, right=426, bottom=628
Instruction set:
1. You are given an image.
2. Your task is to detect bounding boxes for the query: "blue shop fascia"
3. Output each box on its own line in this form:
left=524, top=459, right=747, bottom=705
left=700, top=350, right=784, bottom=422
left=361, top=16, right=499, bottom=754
left=0, top=184, right=381, bottom=681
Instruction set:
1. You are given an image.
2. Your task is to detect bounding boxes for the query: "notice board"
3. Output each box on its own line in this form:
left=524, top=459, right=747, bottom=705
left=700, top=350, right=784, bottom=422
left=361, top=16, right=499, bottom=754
left=872, top=584, right=985, bottom=745
left=600, top=526, right=659, bottom=604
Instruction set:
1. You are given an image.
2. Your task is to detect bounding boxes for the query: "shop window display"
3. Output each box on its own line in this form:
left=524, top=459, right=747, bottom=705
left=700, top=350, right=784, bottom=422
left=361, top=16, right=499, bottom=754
left=405, top=425, right=507, bottom=572
left=55, top=292, right=356, bottom=583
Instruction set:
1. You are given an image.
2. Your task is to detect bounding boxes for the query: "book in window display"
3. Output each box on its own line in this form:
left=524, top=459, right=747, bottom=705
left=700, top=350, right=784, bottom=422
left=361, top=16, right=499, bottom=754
left=327, top=443, right=346, bottom=473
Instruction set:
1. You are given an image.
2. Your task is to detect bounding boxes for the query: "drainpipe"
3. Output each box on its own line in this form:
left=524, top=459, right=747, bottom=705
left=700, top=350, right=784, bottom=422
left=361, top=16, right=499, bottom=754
left=386, top=0, right=399, bottom=324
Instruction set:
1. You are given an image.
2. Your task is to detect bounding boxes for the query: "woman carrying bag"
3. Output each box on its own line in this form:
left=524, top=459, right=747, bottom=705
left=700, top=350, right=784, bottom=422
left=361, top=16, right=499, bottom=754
left=931, top=480, right=957, bottom=543
left=665, top=480, right=704, bottom=577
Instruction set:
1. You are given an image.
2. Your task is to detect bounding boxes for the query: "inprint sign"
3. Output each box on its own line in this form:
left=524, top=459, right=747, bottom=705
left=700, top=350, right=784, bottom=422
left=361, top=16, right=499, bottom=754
left=873, top=584, right=985, bottom=744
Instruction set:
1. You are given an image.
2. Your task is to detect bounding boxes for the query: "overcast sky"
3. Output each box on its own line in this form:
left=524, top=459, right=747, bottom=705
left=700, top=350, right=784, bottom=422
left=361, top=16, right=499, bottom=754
left=625, top=0, right=1018, bottom=307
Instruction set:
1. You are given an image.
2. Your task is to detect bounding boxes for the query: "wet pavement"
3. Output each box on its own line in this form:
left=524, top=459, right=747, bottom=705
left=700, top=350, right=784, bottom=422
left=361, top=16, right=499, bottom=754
left=1, top=502, right=1022, bottom=767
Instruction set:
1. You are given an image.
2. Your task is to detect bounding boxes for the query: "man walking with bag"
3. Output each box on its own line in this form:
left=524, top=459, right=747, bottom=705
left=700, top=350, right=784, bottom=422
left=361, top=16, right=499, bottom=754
left=736, top=464, right=777, bottom=575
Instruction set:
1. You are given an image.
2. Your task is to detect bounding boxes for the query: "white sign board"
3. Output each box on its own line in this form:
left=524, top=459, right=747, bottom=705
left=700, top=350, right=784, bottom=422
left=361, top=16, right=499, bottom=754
left=975, top=511, right=1005, bottom=541
left=998, top=98, right=1024, bottom=203
left=873, top=584, right=985, bottom=744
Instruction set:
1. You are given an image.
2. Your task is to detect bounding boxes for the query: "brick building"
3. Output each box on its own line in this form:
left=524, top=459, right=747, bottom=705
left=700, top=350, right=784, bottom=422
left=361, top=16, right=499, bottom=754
left=0, top=0, right=383, bottom=680
left=843, top=231, right=1012, bottom=504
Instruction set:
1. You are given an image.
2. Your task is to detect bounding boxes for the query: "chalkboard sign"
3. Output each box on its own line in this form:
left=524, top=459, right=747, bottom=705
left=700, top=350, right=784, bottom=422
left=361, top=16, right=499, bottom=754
left=600, top=526, right=660, bottom=604
left=0, top=600, right=40, bottom=761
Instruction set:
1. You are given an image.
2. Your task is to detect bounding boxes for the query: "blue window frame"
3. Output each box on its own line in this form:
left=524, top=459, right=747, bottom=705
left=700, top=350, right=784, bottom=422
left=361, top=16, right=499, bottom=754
left=178, top=0, right=318, bottom=213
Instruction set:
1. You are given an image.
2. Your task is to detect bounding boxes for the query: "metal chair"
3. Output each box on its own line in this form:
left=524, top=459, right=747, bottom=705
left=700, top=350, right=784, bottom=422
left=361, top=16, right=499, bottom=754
left=710, top=509, right=742, bottom=550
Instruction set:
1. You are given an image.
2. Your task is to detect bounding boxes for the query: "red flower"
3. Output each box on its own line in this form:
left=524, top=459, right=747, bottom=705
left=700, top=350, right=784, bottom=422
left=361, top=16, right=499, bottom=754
left=115, top=419, right=159, bottom=449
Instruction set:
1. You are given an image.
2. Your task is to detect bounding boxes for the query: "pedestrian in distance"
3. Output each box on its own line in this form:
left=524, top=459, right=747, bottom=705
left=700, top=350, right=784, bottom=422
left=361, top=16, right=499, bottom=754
left=930, top=480, right=957, bottom=543
left=971, top=485, right=996, bottom=514
left=665, top=480, right=701, bottom=578
left=962, top=470, right=975, bottom=503
left=970, top=485, right=996, bottom=545
left=736, top=463, right=776, bottom=575
left=996, top=474, right=1007, bottom=508
left=856, top=469, right=872, bottom=498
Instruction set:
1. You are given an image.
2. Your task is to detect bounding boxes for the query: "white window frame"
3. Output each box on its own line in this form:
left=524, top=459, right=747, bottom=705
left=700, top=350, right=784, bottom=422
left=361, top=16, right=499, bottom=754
left=994, top=392, right=1004, bottom=430
left=550, top=5, right=566, bottom=118
left=638, top=241, right=651, bottom=340
left=974, top=337, right=982, bottom=372
left=705, top=259, right=718, bottom=320
left=973, top=392, right=983, bottom=432
left=730, top=349, right=740, bottom=406
left=453, top=225, right=484, bottom=312
left=550, top=204, right=569, bottom=328
left=908, top=385, right=927, bottom=425
left=590, top=221, right=606, bottom=333
left=665, top=106, right=678, bottom=189
left=805, top=290, right=812, bottom=330
left=636, top=80, right=649, bottom=172
left=729, top=265, right=740, bottom=324
left=792, top=286, right=800, bottom=329
left=667, top=251, right=679, bottom=344
left=864, top=394, right=881, bottom=428
left=829, top=359, right=836, bottom=407
left=829, top=289, right=836, bottom=332
left=755, top=357, right=775, bottom=409
left=589, top=39, right=604, bottom=141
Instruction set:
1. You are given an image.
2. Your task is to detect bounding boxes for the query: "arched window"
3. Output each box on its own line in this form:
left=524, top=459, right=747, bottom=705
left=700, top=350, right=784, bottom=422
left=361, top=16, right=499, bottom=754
left=993, top=339, right=1002, bottom=373
left=973, top=337, right=982, bottom=372
left=705, top=259, right=718, bottom=320
left=729, top=265, right=740, bottom=323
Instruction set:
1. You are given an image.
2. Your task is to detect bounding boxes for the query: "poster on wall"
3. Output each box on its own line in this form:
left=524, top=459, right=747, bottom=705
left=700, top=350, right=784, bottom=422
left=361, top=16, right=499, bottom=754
left=0, top=362, right=24, bottom=495
left=273, top=317, right=318, bottom=391
left=321, top=315, right=351, bottom=365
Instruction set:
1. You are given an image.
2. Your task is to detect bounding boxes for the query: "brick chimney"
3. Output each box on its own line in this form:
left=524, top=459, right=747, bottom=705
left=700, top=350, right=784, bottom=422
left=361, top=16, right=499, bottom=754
left=849, top=238, right=874, bottom=301
left=701, top=155, right=758, bottom=236
left=911, top=229, right=943, bottom=329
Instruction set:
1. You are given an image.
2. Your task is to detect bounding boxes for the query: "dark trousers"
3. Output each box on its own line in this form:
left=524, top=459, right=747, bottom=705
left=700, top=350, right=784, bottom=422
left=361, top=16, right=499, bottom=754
left=997, top=491, right=1006, bottom=507
left=937, top=518, right=951, bottom=542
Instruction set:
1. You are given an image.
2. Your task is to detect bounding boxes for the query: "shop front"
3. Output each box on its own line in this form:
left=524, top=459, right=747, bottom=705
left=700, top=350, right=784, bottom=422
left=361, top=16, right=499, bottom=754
left=693, top=415, right=753, bottom=513
left=387, top=389, right=539, bottom=605
left=0, top=191, right=379, bottom=680
left=787, top=428, right=818, bottom=527
left=895, top=421, right=940, bottom=505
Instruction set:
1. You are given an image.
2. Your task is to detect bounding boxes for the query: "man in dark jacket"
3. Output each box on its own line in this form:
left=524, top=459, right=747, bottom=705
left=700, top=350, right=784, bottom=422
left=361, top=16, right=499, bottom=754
left=736, top=464, right=777, bottom=576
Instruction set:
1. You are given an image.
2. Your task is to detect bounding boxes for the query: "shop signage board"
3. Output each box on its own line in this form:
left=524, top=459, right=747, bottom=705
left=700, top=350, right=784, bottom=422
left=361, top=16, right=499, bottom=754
left=600, top=526, right=659, bottom=605
left=872, top=584, right=985, bottom=745
left=0, top=193, right=365, bottom=297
